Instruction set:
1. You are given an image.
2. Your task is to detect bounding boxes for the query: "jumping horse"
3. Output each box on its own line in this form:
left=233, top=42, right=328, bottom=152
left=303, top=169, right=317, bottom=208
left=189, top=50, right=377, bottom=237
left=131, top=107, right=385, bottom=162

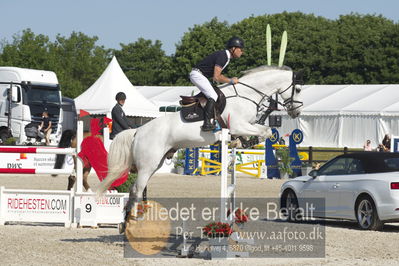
left=97, top=65, right=304, bottom=230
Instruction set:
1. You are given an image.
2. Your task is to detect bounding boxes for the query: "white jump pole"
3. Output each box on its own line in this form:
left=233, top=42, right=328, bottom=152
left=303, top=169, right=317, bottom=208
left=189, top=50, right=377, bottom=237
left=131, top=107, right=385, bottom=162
left=220, top=129, right=236, bottom=223
left=75, top=121, right=84, bottom=193
left=0, top=147, right=76, bottom=154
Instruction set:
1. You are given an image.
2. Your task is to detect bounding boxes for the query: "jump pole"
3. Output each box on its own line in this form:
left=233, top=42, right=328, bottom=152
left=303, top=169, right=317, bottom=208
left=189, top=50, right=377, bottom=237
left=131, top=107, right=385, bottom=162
left=0, top=121, right=84, bottom=193
left=75, top=121, right=84, bottom=193
left=0, top=147, right=76, bottom=154
left=219, top=128, right=236, bottom=223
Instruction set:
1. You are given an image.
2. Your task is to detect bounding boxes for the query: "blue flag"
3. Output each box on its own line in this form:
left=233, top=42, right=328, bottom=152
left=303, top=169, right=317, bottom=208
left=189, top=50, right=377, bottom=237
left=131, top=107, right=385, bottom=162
left=289, top=129, right=304, bottom=177
left=266, top=128, right=280, bottom=179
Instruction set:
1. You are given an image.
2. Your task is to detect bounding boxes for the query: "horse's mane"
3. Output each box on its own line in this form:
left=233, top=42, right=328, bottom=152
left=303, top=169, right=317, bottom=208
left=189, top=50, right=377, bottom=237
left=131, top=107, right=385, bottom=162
left=241, top=65, right=292, bottom=77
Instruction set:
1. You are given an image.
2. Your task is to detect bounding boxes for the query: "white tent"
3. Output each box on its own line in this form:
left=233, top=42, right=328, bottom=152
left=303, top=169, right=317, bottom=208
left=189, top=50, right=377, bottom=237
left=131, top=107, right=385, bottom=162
left=74, top=56, right=160, bottom=117
left=277, top=84, right=399, bottom=148
left=136, top=84, right=399, bottom=149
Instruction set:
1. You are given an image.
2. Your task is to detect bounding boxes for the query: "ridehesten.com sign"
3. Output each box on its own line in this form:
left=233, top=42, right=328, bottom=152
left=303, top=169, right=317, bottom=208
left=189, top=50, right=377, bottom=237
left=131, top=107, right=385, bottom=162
left=0, top=189, right=73, bottom=225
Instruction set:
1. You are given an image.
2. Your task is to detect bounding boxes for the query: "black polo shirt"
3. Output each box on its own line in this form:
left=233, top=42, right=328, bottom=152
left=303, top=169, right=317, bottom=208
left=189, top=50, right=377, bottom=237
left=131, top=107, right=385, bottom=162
left=42, top=117, right=50, bottom=131
left=194, top=50, right=231, bottom=78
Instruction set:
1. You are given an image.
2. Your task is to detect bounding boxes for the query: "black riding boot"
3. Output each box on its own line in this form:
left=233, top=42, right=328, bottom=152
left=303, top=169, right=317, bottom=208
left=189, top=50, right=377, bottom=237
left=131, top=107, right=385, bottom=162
left=202, top=98, right=216, bottom=131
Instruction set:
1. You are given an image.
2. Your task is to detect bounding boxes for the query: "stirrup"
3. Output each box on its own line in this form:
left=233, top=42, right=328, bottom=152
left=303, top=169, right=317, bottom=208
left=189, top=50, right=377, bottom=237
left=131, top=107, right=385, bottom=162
left=201, top=123, right=216, bottom=131
left=212, top=121, right=221, bottom=133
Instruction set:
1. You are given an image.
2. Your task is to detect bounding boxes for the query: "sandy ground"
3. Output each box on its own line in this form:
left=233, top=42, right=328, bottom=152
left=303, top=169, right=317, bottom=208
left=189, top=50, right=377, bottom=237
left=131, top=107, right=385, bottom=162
left=1, top=173, right=399, bottom=265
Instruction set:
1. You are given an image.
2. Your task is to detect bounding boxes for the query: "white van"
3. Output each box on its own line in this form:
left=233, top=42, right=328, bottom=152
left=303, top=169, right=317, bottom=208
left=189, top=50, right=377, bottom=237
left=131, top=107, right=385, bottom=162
left=0, top=67, right=63, bottom=145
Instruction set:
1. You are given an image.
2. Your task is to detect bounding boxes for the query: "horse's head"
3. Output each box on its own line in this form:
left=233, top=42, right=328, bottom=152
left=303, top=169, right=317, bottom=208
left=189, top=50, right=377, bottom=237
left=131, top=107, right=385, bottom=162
left=227, top=66, right=303, bottom=120
left=278, top=70, right=304, bottom=118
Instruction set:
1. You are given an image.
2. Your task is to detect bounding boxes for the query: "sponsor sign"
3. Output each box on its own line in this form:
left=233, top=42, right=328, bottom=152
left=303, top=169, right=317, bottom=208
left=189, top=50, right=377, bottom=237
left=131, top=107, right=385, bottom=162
left=0, top=188, right=72, bottom=225
left=0, top=152, right=74, bottom=171
left=74, top=193, right=127, bottom=225
left=266, top=128, right=280, bottom=179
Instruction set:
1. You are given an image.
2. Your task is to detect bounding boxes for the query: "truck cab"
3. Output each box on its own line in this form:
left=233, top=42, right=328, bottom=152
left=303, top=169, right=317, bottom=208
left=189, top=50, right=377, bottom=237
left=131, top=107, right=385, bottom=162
left=0, top=67, right=63, bottom=145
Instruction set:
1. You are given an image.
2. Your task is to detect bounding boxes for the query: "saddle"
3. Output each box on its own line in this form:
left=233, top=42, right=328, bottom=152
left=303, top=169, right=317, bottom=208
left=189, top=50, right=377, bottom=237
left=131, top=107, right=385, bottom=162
left=179, top=86, right=227, bottom=128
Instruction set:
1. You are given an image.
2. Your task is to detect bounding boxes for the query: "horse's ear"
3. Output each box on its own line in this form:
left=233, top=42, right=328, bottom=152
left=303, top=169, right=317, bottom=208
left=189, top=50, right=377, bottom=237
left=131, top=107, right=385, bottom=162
left=293, top=70, right=305, bottom=85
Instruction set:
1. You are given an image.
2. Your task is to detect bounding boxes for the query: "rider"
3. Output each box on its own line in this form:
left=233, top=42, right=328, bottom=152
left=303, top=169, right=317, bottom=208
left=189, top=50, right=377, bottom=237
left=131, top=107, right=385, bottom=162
left=189, top=36, right=244, bottom=131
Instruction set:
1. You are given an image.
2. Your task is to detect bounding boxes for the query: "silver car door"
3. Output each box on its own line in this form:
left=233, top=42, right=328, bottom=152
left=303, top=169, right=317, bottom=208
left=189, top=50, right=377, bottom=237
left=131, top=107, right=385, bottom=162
left=299, top=175, right=330, bottom=217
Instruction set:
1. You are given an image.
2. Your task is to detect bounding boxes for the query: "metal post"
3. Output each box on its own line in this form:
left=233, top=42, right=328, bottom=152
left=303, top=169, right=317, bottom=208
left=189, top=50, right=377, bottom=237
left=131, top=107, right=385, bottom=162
left=309, top=146, right=313, bottom=166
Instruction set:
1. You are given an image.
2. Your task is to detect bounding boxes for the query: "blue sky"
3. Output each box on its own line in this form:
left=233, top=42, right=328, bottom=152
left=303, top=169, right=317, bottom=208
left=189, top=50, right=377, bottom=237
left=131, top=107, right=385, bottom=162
left=1, top=0, right=398, bottom=55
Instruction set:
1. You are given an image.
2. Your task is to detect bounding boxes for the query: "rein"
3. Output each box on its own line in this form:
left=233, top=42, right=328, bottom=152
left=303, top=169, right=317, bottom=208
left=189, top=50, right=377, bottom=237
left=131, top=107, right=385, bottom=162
left=222, top=70, right=304, bottom=126
left=225, top=82, right=270, bottom=112
left=225, top=79, right=301, bottom=113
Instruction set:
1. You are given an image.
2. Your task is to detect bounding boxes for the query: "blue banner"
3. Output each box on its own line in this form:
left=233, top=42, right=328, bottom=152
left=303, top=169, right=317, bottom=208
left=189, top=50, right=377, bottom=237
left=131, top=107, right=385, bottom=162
left=393, top=138, right=399, bottom=152
left=184, top=148, right=199, bottom=175
left=289, top=129, right=304, bottom=177
left=266, top=128, right=280, bottom=179
left=210, top=143, right=221, bottom=175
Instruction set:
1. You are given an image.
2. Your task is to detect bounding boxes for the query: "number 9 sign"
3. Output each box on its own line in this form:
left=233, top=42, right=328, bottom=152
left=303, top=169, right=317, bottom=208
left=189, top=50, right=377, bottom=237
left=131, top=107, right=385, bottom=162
left=78, top=195, right=97, bottom=226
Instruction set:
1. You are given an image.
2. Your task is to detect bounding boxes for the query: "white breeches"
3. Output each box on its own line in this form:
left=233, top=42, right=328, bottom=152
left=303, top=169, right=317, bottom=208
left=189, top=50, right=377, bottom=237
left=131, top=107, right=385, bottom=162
left=189, top=70, right=218, bottom=101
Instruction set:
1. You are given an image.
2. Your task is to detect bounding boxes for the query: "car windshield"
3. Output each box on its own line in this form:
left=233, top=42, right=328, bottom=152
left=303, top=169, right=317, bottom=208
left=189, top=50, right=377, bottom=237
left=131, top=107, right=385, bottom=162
left=318, top=157, right=365, bottom=175
left=26, top=85, right=60, bottom=105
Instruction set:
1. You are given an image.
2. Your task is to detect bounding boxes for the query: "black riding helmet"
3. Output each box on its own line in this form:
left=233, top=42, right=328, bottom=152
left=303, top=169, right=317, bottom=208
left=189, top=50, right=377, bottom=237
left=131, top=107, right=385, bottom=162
left=115, top=92, right=126, bottom=101
left=226, top=36, right=245, bottom=49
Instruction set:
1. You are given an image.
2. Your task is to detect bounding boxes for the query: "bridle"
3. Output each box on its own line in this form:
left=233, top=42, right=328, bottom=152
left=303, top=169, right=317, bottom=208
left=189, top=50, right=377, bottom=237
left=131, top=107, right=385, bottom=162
left=277, top=71, right=304, bottom=111
left=226, top=82, right=270, bottom=113
left=225, top=71, right=304, bottom=113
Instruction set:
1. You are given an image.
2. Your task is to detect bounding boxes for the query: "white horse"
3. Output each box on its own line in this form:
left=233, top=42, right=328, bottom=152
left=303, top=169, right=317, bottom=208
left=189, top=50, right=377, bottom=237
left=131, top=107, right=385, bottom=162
left=97, top=65, right=303, bottom=226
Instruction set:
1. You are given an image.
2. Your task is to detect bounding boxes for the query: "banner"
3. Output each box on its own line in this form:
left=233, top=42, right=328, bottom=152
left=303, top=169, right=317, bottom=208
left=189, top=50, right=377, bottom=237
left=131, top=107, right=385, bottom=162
left=184, top=148, right=199, bottom=175
left=289, top=129, right=304, bottom=177
left=265, top=128, right=280, bottom=179
left=209, top=143, right=221, bottom=175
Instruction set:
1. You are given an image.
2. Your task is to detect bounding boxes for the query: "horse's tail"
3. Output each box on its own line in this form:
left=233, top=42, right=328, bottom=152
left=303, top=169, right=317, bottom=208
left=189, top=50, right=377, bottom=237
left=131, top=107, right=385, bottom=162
left=96, top=129, right=136, bottom=196
left=53, top=130, right=76, bottom=172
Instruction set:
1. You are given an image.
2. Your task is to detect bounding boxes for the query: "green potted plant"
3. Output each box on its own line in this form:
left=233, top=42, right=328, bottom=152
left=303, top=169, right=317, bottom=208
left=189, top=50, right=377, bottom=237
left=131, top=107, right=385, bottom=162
left=173, top=149, right=185, bottom=174
left=4, top=137, right=16, bottom=145
left=276, top=147, right=294, bottom=178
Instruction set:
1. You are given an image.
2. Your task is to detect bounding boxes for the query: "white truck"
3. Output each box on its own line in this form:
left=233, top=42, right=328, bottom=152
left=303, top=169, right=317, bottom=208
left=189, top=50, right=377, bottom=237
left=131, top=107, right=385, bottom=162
left=0, top=67, right=63, bottom=145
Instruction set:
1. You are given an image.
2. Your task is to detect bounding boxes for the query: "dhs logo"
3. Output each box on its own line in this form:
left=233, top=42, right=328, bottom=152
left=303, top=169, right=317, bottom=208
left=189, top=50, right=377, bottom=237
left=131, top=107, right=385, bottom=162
left=7, top=163, right=22, bottom=169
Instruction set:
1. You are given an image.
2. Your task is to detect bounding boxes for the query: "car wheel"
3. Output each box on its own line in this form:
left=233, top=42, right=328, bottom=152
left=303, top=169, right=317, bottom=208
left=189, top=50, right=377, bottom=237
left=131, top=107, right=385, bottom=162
left=356, top=196, right=383, bottom=231
left=282, top=190, right=301, bottom=222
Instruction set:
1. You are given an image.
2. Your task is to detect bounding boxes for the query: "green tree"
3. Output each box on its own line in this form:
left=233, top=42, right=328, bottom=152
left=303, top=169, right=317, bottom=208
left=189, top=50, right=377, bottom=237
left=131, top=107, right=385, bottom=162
left=50, top=32, right=111, bottom=98
left=0, top=29, right=52, bottom=69
left=114, top=38, right=172, bottom=85
left=172, top=18, right=231, bottom=85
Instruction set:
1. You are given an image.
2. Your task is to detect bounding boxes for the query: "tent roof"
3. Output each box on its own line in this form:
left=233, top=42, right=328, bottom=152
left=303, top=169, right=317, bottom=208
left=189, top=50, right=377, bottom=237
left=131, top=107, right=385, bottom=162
left=136, top=86, right=199, bottom=107
left=74, top=57, right=160, bottom=117
left=136, top=84, right=399, bottom=116
left=290, top=84, right=399, bottom=116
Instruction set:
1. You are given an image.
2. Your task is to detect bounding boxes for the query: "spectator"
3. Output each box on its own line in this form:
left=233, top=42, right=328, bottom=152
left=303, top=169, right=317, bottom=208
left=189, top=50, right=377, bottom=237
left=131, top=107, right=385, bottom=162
left=38, top=111, right=52, bottom=145
left=363, top=140, right=372, bottom=151
left=313, top=162, right=321, bottom=170
left=382, top=134, right=391, bottom=152
left=110, top=92, right=133, bottom=139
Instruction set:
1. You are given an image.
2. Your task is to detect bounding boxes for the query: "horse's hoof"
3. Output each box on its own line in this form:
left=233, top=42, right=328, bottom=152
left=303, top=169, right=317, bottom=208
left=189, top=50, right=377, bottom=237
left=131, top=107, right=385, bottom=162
left=118, top=222, right=126, bottom=234
left=229, top=138, right=241, bottom=148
